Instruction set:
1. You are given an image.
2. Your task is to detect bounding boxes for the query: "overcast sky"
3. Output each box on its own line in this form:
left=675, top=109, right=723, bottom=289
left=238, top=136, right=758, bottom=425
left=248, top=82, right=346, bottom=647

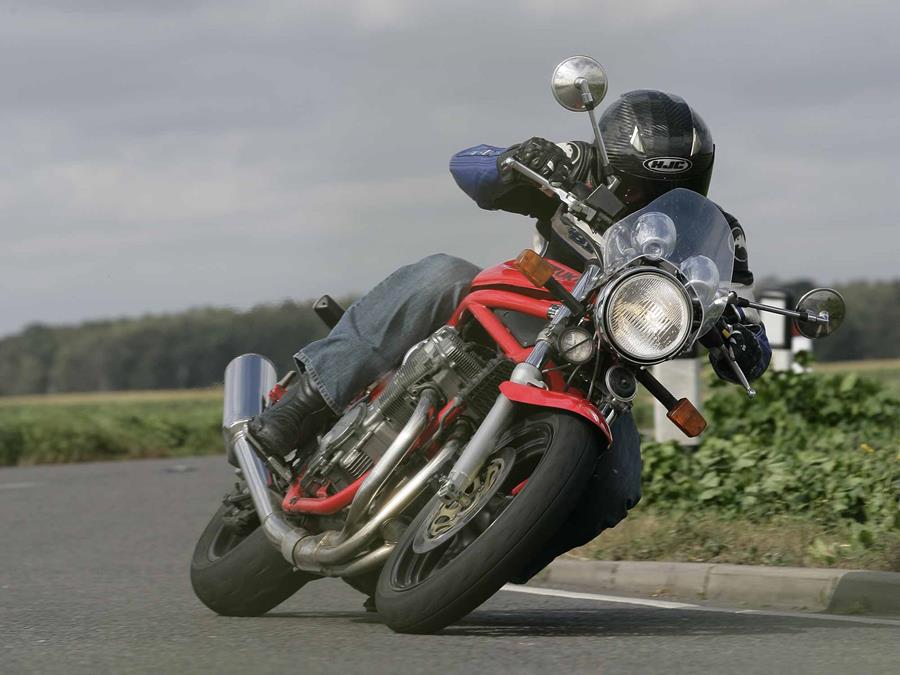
left=1, top=0, right=898, bottom=337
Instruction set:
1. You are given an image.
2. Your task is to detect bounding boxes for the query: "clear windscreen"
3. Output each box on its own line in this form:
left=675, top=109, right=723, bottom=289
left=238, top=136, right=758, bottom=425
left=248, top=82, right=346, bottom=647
left=602, top=189, right=735, bottom=335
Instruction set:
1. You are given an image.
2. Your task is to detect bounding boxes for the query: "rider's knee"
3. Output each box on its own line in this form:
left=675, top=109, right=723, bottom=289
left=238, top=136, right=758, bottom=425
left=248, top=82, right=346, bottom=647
left=414, top=253, right=480, bottom=286
left=592, top=477, right=641, bottom=532
left=592, top=415, right=643, bottom=526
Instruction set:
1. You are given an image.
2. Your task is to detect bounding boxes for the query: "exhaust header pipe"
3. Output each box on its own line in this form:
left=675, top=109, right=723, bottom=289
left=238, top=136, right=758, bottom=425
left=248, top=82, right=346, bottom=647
left=221, top=354, right=443, bottom=577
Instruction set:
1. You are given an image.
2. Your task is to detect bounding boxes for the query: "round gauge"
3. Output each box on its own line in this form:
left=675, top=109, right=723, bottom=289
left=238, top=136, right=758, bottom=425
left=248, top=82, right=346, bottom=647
left=558, top=326, right=595, bottom=364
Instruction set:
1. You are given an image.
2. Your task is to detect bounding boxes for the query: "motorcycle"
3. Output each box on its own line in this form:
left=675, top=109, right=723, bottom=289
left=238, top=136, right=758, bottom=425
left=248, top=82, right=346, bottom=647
left=190, top=56, right=846, bottom=633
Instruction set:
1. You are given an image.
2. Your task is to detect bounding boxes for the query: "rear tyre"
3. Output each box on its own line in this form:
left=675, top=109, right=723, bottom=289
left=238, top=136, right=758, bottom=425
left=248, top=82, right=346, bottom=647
left=190, top=500, right=317, bottom=616
left=375, top=411, right=599, bottom=633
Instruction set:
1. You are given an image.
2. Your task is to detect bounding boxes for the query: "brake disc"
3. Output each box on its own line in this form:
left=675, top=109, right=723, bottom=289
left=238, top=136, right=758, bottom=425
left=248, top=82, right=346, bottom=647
left=412, top=446, right=516, bottom=554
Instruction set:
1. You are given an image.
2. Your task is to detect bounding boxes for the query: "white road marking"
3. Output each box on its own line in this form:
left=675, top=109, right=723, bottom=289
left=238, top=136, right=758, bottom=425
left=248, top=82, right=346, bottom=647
left=503, top=584, right=701, bottom=610
left=501, top=584, right=900, bottom=627
left=0, top=482, right=41, bottom=490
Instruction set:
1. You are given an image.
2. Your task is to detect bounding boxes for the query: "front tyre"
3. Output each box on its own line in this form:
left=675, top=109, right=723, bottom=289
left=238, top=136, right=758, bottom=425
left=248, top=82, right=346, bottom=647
left=190, top=499, right=317, bottom=616
left=375, top=411, right=599, bottom=633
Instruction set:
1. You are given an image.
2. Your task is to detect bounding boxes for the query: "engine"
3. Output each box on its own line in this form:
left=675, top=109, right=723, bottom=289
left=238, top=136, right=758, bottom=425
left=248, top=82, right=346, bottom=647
left=299, top=327, right=510, bottom=493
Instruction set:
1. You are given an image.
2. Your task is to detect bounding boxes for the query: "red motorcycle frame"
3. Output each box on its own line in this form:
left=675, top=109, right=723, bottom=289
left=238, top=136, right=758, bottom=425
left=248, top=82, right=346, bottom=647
left=281, top=257, right=611, bottom=517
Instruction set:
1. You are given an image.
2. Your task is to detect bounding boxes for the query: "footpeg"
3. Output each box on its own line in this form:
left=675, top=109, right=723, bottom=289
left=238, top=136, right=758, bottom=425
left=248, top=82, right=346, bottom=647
left=314, top=295, right=346, bottom=329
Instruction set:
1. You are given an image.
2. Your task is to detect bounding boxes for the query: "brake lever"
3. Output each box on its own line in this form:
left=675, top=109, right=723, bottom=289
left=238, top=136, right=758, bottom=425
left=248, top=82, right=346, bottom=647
left=721, top=344, right=757, bottom=399
left=501, top=158, right=596, bottom=218
left=708, top=320, right=757, bottom=399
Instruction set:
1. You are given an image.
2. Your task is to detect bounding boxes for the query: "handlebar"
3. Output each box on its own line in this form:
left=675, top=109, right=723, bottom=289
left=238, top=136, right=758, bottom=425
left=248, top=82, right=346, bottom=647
left=502, top=157, right=625, bottom=234
left=501, top=158, right=591, bottom=212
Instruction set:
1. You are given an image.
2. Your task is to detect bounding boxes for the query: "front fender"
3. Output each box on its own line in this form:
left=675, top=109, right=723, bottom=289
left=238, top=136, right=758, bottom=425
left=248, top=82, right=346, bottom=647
left=499, top=381, right=612, bottom=445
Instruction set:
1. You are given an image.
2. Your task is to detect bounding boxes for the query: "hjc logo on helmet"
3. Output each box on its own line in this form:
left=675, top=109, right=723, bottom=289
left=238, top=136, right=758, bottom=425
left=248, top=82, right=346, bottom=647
left=643, top=157, right=693, bottom=174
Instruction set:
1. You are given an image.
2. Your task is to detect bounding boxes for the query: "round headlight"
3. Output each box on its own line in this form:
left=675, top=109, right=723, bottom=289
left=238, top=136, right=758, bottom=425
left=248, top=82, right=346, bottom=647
left=600, top=271, right=692, bottom=363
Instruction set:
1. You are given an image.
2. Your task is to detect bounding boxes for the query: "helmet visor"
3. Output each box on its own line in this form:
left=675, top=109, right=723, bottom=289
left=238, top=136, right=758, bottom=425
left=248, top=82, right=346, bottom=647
left=614, top=168, right=713, bottom=215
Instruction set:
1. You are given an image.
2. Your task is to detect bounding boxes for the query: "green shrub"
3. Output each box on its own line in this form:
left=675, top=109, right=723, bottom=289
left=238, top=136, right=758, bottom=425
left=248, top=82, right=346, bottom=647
left=642, top=369, right=900, bottom=536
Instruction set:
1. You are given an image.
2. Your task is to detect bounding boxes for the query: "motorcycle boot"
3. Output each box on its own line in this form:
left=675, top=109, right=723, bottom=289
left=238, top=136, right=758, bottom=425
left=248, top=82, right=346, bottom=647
left=247, top=372, right=336, bottom=459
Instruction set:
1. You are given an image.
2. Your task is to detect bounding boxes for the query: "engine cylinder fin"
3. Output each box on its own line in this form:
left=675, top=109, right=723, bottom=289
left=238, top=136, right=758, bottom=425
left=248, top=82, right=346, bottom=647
left=443, top=342, right=485, bottom=380
left=461, top=357, right=516, bottom=420
left=342, top=450, right=374, bottom=480
left=374, top=343, right=435, bottom=424
left=305, top=327, right=505, bottom=494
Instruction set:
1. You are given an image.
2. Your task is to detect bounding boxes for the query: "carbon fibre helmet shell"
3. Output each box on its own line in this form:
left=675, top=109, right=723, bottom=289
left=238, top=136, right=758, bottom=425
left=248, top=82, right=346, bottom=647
left=599, top=90, right=715, bottom=212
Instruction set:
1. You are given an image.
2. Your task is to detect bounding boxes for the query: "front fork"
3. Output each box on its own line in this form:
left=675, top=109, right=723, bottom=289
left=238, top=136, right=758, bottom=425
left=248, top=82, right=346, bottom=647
left=437, top=262, right=603, bottom=504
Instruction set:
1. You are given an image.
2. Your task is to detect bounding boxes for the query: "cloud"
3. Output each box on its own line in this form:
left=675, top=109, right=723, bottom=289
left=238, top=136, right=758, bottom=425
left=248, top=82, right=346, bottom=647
left=0, top=0, right=898, bottom=336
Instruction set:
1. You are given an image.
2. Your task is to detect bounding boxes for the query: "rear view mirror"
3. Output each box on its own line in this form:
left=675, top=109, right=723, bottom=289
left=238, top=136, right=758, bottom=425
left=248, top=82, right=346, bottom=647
left=793, top=288, right=846, bottom=339
left=550, top=56, right=608, bottom=112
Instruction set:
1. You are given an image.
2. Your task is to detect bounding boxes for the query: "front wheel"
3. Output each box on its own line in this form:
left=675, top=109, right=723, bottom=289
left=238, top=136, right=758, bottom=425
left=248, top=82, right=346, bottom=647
left=375, top=411, right=599, bottom=633
left=190, top=492, right=318, bottom=616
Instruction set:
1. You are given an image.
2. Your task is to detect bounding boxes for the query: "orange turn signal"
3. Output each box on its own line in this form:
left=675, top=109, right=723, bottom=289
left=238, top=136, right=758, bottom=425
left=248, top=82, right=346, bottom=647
left=515, top=249, right=554, bottom=288
left=667, top=398, right=707, bottom=438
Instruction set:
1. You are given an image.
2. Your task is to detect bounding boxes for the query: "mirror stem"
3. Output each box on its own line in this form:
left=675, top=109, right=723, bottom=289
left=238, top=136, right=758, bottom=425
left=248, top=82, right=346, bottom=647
left=577, top=78, right=615, bottom=187
left=727, top=292, right=826, bottom=324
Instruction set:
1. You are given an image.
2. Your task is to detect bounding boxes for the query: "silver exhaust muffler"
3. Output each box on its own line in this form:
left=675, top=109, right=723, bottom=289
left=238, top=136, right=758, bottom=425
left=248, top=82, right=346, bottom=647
left=223, top=355, right=307, bottom=554
left=222, top=353, right=277, bottom=464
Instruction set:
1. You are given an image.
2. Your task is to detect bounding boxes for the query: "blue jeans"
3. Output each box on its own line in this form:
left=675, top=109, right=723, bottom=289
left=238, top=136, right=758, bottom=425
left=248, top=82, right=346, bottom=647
left=295, top=253, right=641, bottom=570
left=295, top=254, right=481, bottom=413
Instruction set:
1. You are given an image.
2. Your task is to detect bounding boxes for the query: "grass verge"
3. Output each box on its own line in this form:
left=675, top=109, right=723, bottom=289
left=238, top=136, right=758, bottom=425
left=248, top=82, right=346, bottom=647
left=577, top=507, right=900, bottom=572
left=0, top=393, right=222, bottom=466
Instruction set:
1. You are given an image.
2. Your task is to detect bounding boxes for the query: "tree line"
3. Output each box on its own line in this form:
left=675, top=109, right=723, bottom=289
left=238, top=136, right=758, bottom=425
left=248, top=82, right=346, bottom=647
left=1, top=280, right=897, bottom=396
left=0, top=300, right=336, bottom=396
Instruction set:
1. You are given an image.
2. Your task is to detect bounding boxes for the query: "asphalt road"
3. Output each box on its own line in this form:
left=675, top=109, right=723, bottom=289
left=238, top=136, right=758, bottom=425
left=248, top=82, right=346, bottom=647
left=1, top=456, right=898, bottom=675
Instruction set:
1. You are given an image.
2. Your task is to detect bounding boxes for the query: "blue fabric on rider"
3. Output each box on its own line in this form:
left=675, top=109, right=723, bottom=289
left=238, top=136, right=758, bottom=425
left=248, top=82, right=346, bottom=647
left=708, top=322, right=772, bottom=384
left=746, top=323, right=772, bottom=379
left=449, top=144, right=512, bottom=209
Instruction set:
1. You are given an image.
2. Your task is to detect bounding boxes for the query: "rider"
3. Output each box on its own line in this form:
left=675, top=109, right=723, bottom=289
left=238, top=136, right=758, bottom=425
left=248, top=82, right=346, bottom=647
left=247, top=89, right=771, bottom=578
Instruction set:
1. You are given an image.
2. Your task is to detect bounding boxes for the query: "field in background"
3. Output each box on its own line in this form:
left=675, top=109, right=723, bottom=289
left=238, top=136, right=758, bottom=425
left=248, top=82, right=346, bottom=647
left=0, top=390, right=221, bottom=466
left=815, top=358, right=900, bottom=393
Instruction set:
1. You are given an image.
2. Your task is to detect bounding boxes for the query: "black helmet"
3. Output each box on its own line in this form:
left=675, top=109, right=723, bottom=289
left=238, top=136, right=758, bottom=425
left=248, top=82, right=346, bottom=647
left=598, top=89, right=715, bottom=212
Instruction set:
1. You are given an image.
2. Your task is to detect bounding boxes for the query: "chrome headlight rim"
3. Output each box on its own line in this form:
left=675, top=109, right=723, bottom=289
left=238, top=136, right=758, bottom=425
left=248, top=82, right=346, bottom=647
left=596, top=267, right=694, bottom=365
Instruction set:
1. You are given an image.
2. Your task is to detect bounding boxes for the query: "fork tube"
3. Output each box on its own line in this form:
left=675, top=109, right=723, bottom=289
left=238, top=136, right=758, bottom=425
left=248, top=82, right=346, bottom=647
left=438, top=394, right=516, bottom=503
left=526, top=262, right=602, bottom=369
left=439, top=262, right=602, bottom=503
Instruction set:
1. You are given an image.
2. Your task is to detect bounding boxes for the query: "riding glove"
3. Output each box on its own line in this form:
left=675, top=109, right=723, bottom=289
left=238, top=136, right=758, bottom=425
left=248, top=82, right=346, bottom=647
left=498, top=137, right=577, bottom=187
left=703, top=322, right=770, bottom=384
